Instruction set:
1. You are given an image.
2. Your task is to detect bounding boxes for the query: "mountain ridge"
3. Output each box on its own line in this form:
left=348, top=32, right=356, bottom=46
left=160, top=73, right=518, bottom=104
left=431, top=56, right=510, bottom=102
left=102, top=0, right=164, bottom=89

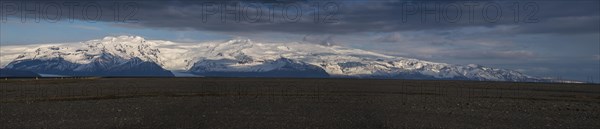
left=0, top=36, right=551, bottom=82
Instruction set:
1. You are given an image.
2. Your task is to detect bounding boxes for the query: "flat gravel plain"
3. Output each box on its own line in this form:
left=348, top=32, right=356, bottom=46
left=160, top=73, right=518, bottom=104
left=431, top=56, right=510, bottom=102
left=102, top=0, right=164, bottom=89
left=1, top=78, right=599, bottom=128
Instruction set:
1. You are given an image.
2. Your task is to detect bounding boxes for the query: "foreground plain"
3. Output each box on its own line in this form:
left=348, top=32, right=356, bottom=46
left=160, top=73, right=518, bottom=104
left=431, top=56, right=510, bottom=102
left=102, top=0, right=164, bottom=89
left=1, top=78, right=599, bottom=128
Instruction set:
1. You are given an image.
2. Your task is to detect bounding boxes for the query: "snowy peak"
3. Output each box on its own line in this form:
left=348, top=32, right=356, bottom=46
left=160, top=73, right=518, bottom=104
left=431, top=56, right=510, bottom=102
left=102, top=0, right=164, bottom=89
left=11, top=35, right=161, bottom=65
left=1, top=36, right=546, bottom=81
left=87, top=35, right=161, bottom=62
left=177, top=38, right=541, bottom=81
left=3, top=36, right=173, bottom=76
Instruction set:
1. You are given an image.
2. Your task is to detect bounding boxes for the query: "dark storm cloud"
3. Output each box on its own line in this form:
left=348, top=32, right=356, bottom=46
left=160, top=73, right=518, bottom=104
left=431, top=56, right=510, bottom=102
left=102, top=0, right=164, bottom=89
left=494, top=16, right=600, bottom=35
left=2, top=0, right=598, bottom=35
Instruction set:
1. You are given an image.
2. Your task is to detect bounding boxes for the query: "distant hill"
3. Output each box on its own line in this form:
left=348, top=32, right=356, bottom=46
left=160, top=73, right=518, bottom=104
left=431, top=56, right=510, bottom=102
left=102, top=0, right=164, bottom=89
left=0, top=69, right=41, bottom=77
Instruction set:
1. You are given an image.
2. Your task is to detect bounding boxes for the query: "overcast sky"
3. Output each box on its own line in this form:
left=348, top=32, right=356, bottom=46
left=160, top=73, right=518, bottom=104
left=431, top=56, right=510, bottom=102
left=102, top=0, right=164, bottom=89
left=1, top=0, right=599, bottom=82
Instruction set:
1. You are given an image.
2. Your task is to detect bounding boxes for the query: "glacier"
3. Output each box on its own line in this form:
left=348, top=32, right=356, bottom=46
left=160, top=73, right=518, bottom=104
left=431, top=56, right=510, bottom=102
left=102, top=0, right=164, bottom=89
left=0, top=35, right=546, bottom=82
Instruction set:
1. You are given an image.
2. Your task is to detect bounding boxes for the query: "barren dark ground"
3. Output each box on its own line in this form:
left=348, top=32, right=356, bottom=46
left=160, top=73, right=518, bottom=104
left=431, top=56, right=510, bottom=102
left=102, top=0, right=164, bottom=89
left=1, top=78, right=599, bottom=128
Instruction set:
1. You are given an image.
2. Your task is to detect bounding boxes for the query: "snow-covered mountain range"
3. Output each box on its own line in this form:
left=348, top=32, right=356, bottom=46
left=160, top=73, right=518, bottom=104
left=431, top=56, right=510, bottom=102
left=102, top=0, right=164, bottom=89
left=0, top=36, right=546, bottom=82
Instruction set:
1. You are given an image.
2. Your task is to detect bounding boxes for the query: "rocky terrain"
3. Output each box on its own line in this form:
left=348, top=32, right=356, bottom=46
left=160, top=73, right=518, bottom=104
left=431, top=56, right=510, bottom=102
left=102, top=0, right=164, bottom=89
left=1, top=78, right=598, bottom=128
